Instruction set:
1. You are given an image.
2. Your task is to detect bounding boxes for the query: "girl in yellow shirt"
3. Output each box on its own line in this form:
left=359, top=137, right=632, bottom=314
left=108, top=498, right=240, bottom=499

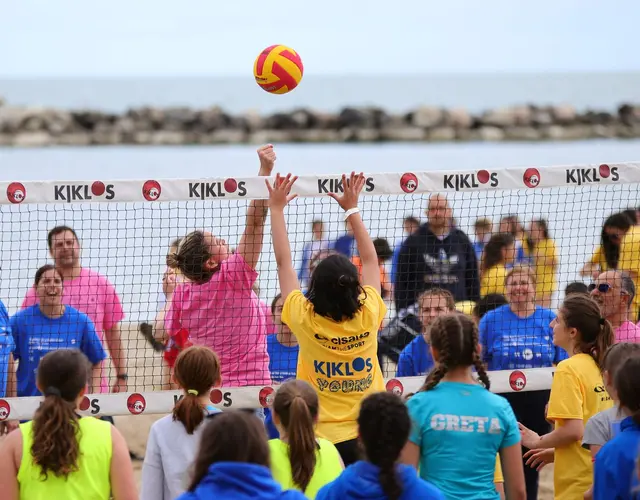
left=581, top=212, right=635, bottom=279
left=526, top=219, right=558, bottom=309
left=518, top=294, right=615, bottom=500
left=267, top=172, right=386, bottom=466
left=0, top=349, right=136, bottom=500
left=269, top=380, right=343, bottom=499
left=480, top=233, right=516, bottom=297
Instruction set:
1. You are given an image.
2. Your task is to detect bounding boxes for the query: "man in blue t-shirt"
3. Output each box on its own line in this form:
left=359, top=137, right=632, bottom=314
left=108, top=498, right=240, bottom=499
left=0, top=300, right=15, bottom=399
left=265, top=293, right=300, bottom=438
left=396, top=289, right=455, bottom=377
left=11, top=304, right=107, bottom=397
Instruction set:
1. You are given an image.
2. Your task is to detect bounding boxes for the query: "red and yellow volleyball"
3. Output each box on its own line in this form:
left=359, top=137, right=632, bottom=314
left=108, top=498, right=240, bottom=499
left=253, top=45, right=304, bottom=95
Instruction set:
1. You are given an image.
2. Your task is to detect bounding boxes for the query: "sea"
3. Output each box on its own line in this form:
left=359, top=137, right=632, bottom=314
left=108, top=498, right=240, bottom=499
left=1, top=73, right=640, bottom=320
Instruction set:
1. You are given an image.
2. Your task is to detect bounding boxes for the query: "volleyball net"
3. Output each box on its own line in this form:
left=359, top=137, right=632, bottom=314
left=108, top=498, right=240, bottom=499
left=0, top=160, right=637, bottom=419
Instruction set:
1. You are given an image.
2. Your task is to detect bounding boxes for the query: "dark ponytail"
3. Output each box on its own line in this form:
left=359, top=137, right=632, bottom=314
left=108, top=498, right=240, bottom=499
left=358, top=392, right=410, bottom=500
left=172, top=346, right=221, bottom=434
left=166, top=230, right=216, bottom=283
left=481, top=233, right=514, bottom=273
left=273, top=380, right=319, bottom=492
left=31, top=349, right=89, bottom=479
left=420, top=313, right=490, bottom=392
left=613, top=355, right=640, bottom=425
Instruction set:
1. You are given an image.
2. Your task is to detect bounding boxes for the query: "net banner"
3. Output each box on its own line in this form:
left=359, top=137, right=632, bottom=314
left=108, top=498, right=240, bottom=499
left=0, top=367, right=554, bottom=421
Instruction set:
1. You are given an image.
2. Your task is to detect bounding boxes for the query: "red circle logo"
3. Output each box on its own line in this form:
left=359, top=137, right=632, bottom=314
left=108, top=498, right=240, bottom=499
left=400, top=173, right=418, bottom=193
left=599, top=164, right=611, bottom=178
left=127, top=393, right=146, bottom=415
left=477, top=170, right=490, bottom=184
left=91, top=181, right=106, bottom=197
left=209, top=389, right=223, bottom=405
left=385, top=379, right=404, bottom=396
left=0, top=400, right=10, bottom=421
left=258, top=387, right=275, bottom=408
left=224, top=178, right=238, bottom=193
left=523, top=168, right=540, bottom=188
left=142, top=180, right=161, bottom=201
left=79, top=396, right=91, bottom=411
left=509, top=370, right=527, bottom=392
left=7, top=182, right=26, bottom=204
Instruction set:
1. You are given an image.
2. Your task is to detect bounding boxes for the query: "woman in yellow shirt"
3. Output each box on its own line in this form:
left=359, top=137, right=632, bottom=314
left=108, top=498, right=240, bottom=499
left=267, top=172, right=386, bottom=466
left=480, top=233, right=516, bottom=297
left=0, top=349, right=136, bottom=500
left=526, top=219, right=558, bottom=309
left=518, top=294, right=615, bottom=500
left=269, top=380, right=343, bottom=499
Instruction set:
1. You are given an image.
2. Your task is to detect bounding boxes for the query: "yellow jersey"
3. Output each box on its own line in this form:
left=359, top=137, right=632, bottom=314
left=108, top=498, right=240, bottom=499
left=589, top=245, right=609, bottom=272
left=614, top=229, right=640, bottom=321
left=282, top=286, right=387, bottom=444
left=530, top=238, right=558, bottom=295
left=546, top=354, right=612, bottom=500
left=480, top=265, right=508, bottom=298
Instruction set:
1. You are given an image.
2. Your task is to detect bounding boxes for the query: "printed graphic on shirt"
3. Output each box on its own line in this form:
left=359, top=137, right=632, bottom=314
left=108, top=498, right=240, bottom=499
left=430, top=413, right=504, bottom=434
left=424, top=249, right=460, bottom=285
left=313, top=331, right=371, bottom=352
left=313, top=356, right=375, bottom=393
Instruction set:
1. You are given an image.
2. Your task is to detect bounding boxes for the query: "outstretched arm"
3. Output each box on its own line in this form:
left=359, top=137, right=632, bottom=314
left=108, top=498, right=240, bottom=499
left=237, top=145, right=276, bottom=270
left=266, top=174, right=300, bottom=300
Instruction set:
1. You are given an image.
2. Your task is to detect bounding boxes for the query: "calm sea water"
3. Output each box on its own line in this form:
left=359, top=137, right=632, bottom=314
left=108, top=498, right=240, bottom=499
left=1, top=140, right=640, bottom=320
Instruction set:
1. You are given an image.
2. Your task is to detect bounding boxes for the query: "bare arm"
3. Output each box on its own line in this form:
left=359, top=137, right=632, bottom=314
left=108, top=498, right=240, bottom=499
left=237, top=145, right=276, bottom=270
left=0, top=428, right=21, bottom=500
left=328, top=172, right=380, bottom=293
left=399, top=441, right=420, bottom=468
left=105, top=324, right=127, bottom=392
left=500, top=443, right=526, bottom=500
left=266, top=174, right=300, bottom=300
left=520, top=419, right=584, bottom=450
left=110, top=426, right=138, bottom=500
left=6, top=353, right=16, bottom=398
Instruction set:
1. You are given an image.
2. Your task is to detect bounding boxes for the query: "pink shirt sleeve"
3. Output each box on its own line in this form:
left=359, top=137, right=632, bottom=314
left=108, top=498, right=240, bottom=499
left=164, top=286, right=183, bottom=338
left=21, top=287, right=37, bottom=309
left=220, top=253, right=258, bottom=292
left=100, top=279, right=125, bottom=331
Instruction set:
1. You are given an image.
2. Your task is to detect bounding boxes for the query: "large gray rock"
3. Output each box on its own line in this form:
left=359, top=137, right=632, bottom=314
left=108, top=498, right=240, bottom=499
left=409, top=106, right=443, bottom=128
left=428, top=127, right=456, bottom=141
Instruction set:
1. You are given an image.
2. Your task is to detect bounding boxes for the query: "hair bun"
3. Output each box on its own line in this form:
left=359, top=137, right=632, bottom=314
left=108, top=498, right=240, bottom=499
left=338, top=274, right=357, bottom=287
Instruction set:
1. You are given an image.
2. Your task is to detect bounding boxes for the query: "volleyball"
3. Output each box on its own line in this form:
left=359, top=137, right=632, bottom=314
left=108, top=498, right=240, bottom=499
left=253, top=45, right=304, bottom=95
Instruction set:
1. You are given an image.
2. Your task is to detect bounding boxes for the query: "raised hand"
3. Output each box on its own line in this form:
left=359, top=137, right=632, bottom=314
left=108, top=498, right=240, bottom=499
left=523, top=448, right=554, bottom=471
left=327, top=171, right=366, bottom=211
left=257, top=144, right=276, bottom=176
left=266, top=173, right=298, bottom=211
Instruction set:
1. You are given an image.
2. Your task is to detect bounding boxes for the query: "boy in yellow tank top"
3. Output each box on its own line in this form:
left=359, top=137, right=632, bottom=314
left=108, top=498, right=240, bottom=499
left=267, top=172, right=386, bottom=465
left=518, top=294, right=614, bottom=500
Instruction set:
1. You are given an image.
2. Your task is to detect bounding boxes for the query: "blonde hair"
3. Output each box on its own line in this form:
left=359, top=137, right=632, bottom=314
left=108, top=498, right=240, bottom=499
left=504, top=264, right=537, bottom=286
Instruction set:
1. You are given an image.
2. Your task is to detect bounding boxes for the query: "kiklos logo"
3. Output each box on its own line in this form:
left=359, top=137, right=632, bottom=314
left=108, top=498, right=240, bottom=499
left=523, top=168, right=541, bottom=188
left=565, top=164, right=619, bottom=185
left=259, top=387, right=275, bottom=408
left=443, top=170, right=497, bottom=191
left=6, top=182, right=26, bottom=204
left=509, top=370, right=527, bottom=392
left=400, top=173, right=418, bottom=193
left=386, top=379, right=404, bottom=396
left=127, top=393, right=146, bottom=415
left=189, top=178, right=247, bottom=199
left=142, top=180, right=161, bottom=201
left=0, top=399, right=10, bottom=421
left=54, top=181, right=115, bottom=202
left=209, top=389, right=233, bottom=408
left=317, top=177, right=375, bottom=194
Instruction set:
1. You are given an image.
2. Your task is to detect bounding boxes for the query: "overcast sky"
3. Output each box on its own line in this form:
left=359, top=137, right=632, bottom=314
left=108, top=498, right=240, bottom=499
left=1, top=0, right=637, bottom=77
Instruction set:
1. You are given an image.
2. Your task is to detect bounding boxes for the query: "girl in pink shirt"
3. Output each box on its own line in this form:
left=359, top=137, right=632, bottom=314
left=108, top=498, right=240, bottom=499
left=165, top=145, right=276, bottom=387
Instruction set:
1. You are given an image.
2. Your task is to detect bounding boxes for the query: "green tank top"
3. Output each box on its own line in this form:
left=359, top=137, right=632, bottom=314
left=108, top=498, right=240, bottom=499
left=18, top=417, right=112, bottom=500
left=269, top=437, right=343, bottom=499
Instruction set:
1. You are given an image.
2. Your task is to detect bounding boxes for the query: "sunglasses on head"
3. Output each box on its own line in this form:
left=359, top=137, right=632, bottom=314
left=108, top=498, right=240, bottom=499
left=588, top=283, right=612, bottom=293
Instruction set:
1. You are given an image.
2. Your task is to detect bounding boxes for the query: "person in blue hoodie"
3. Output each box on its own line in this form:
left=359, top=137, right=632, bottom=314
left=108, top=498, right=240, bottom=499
left=316, top=391, right=445, bottom=500
left=177, top=410, right=306, bottom=500
left=593, top=353, right=640, bottom=500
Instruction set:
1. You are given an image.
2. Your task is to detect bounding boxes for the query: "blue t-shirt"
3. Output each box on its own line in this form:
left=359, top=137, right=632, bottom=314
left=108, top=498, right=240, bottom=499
left=479, top=304, right=567, bottom=370
left=10, top=305, right=107, bottom=397
left=593, top=417, right=640, bottom=500
left=407, top=382, right=520, bottom=500
left=396, top=335, right=435, bottom=377
left=0, top=301, right=15, bottom=398
left=266, top=335, right=299, bottom=383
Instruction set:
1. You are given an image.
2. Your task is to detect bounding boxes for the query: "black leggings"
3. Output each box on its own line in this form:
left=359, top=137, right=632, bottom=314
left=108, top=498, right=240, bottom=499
left=501, top=390, right=551, bottom=500
left=334, top=438, right=361, bottom=467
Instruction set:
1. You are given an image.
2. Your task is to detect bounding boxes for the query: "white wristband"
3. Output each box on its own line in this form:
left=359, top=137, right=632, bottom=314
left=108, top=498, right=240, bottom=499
left=344, top=207, right=360, bottom=221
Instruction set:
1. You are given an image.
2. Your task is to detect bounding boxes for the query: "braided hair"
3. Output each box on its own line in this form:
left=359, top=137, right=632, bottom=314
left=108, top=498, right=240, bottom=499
left=420, top=313, right=491, bottom=392
left=358, top=392, right=410, bottom=500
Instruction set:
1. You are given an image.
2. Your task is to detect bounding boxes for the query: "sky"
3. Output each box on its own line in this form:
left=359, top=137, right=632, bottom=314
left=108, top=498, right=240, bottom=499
left=1, top=0, right=638, bottom=77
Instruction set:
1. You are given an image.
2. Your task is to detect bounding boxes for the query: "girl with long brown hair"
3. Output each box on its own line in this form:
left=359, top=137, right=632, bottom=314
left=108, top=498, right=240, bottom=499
left=401, top=314, right=526, bottom=500
left=269, top=380, right=343, bottom=498
left=0, top=349, right=136, bottom=500
left=519, top=293, right=615, bottom=499
left=141, top=345, right=222, bottom=500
